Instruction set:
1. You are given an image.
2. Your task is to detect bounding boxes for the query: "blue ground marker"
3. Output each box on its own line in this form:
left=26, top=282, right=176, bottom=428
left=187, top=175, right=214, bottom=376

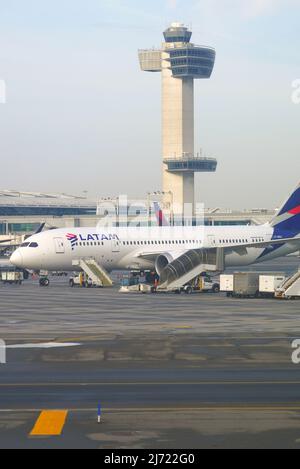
left=97, top=402, right=101, bottom=424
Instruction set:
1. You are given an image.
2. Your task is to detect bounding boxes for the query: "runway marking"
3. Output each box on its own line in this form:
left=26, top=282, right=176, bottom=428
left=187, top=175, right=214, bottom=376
left=7, top=342, right=80, bottom=349
left=2, top=380, right=300, bottom=387
left=29, top=410, right=68, bottom=436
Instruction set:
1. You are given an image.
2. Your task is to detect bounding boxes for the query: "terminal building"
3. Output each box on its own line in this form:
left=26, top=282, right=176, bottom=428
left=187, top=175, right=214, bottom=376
left=0, top=190, right=276, bottom=240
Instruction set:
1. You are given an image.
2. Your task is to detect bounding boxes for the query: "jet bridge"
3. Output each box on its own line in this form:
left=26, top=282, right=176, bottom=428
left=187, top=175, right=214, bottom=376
left=72, top=258, right=113, bottom=287
left=157, top=248, right=224, bottom=291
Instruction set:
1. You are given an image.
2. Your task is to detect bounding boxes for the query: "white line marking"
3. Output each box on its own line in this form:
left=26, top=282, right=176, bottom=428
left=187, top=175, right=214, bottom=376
left=6, top=342, right=81, bottom=349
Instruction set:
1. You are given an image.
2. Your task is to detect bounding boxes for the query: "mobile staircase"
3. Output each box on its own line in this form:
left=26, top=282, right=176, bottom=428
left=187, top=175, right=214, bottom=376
left=275, top=270, right=300, bottom=299
left=157, top=248, right=224, bottom=292
left=72, top=258, right=113, bottom=287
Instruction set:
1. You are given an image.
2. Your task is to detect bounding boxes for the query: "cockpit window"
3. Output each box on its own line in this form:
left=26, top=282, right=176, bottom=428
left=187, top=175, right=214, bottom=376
left=29, top=242, right=39, bottom=248
left=21, top=242, right=30, bottom=247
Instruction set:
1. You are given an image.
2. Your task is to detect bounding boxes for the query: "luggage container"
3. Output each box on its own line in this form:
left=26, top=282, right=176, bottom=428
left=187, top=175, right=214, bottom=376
left=220, top=272, right=260, bottom=298
left=259, top=274, right=286, bottom=297
left=1, top=271, right=24, bottom=285
left=233, top=272, right=260, bottom=298
left=220, top=275, right=234, bottom=295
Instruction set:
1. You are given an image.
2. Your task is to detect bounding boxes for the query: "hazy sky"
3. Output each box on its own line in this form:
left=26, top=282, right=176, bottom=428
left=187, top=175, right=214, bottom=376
left=0, top=0, right=299, bottom=209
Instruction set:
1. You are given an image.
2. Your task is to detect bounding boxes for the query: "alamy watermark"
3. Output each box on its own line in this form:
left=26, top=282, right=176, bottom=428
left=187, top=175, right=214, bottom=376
left=291, top=339, right=300, bottom=364
left=291, top=79, right=300, bottom=105
left=0, top=79, right=6, bottom=104
left=0, top=339, right=6, bottom=364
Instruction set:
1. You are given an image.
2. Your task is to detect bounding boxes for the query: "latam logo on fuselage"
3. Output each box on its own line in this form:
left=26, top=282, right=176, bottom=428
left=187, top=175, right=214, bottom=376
left=78, top=233, right=119, bottom=241
left=66, top=233, right=78, bottom=250
left=66, top=232, right=119, bottom=249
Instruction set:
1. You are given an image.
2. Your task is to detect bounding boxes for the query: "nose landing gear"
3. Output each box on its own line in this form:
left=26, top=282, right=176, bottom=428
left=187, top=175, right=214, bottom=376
left=39, top=277, right=49, bottom=287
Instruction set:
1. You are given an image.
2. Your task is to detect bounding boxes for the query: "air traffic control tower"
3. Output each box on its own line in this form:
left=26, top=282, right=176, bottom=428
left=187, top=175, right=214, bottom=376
left=138, top=23, right=217, bottom=214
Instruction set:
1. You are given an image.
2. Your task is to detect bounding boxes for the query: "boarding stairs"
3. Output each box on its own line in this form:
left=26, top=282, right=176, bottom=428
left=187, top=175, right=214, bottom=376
left=275, top=270, right=300, bottom=298
left=157, top=248, right=224, bottom=291
left=72, top=258, right=113, bottom=287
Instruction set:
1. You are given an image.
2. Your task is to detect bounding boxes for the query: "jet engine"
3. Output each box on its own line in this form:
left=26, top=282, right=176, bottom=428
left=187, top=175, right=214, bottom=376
left=154, top=253, right=174, bottom=276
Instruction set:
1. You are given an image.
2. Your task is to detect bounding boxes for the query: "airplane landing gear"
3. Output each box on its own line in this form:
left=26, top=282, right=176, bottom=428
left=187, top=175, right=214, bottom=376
left=39, top=277, right=50, bottom=287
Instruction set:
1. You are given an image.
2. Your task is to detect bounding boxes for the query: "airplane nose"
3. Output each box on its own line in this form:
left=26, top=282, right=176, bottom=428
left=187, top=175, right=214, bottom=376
left=10, top=250, right=23, bottom=267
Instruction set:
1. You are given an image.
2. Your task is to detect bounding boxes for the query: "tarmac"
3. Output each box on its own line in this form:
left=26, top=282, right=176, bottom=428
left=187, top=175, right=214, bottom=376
left=1, top=257, right=300, bottom=448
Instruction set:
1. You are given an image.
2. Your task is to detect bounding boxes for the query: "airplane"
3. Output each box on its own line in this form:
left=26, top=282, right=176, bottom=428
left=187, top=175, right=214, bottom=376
left=10, top=183, right=300, bottom=283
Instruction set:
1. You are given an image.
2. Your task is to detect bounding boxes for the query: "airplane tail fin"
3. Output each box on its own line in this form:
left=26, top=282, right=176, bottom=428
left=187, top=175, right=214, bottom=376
left=269, top=182, right=300, bottom=234
left=153, top=202, right=169, bottom=226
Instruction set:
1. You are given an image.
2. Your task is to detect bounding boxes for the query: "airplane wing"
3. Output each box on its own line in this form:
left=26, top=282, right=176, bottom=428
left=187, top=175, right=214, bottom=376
left=135, top=250, right=184, bottom=262
left=136, top=236, right=300, bottom=260
left=232, top=236, right=300, bottom=249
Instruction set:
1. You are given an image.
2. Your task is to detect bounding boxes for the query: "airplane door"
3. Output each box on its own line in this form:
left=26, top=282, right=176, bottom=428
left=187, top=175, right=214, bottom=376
left=54, top=237, right=65, bottom=254
left=111, top=238, right=120, bottom=253
left=208, top=235, right=216, bottom=247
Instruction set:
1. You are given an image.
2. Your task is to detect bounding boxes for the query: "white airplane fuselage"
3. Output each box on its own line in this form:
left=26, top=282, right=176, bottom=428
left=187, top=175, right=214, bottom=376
left=9, top=224, right=300, bottom=273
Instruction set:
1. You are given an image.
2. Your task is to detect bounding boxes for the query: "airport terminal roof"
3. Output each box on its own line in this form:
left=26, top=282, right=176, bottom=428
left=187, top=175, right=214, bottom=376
left=0, top=191, right=97, bottom=216
left=0, top=191, right=97, bottom=207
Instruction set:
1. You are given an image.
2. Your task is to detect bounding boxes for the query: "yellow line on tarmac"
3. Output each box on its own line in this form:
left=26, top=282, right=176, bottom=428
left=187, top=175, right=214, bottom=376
left=30, top=410, right=68, bottom=436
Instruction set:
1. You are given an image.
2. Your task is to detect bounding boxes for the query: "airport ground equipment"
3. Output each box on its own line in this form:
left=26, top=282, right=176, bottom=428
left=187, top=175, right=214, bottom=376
left=157, top=247, right=224, bottom=292
left=195, top=274, right=220, bottom=293
left=178, top=275, right=220, bottom=294
left=1, top=271, right=23, bottom=285
left=259, top=274, right=286, bottom=298
left=220, top=274, right=234, bottom=294
left=119, top=273, right=153, bottom=293
left=275, top=270, right=300, bottom=299
left=69, top=272, right=100, bottom=288
left=119, top=283, right=153, bottom=294
left=120, top=273, right=143, bottom=288
left=72, top=258, right=113, bottom=287
left=220, top=272, right=260, bottom=298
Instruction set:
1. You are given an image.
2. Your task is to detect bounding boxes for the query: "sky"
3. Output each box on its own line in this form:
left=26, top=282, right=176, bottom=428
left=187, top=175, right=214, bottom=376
left=0, top=0, right=299, bottom=209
